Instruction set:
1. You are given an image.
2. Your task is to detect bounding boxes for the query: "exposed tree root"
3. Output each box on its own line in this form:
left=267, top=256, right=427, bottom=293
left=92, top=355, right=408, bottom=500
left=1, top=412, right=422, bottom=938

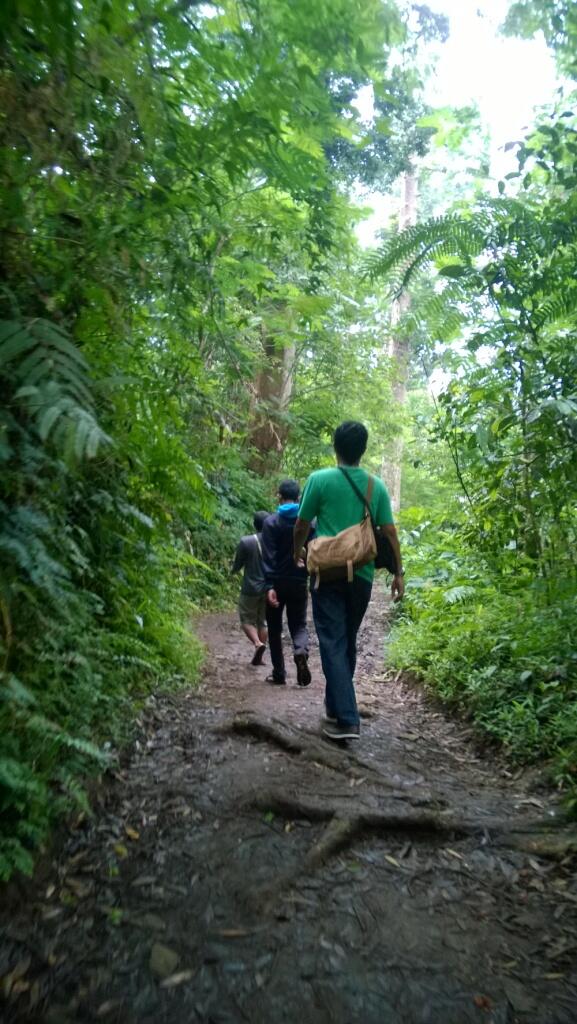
left=244, top=788, right=577, bottom=912
left=225, top=715, right=305, bottom=756
left=250, top=789, right=482, bottom=839
left=302, top=816, right=358, bottom=873
left=221, top=713, right=445, bottom=807
left=225, top=714, right=577, bottom=911
left=496, top=831, right=577, bottom=859
left=253, top=789, right=577, bottom=856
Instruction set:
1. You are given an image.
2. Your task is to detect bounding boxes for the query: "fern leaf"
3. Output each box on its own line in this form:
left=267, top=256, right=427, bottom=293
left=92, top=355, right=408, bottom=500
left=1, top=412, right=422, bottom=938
left=0, top=323, right=38, bottom=365
left=37, top=395, right=73, bottom=441
left=443, top=585, right=477, bottom=605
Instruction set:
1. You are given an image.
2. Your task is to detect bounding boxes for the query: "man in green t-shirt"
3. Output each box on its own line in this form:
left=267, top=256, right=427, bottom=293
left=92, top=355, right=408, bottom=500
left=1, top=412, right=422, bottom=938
left=294, top=421, right=404, bottom=741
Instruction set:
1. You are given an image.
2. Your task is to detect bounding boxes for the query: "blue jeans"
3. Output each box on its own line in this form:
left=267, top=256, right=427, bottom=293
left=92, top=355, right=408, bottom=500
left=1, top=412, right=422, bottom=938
left=311, top=576, right=372, bottom=727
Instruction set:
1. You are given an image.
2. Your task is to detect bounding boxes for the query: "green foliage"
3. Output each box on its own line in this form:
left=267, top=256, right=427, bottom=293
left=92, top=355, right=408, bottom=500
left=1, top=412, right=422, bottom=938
left=367, top=190, right=577, bottom=572
left=372, top=28, right=577, bottom=812
left=389, top=515, right=577, bottom=810
left=503, top=1, right=577, bottom=77
left=400, top=388, right=459, bottom=510
left=0, top=0, right=432, bottom=879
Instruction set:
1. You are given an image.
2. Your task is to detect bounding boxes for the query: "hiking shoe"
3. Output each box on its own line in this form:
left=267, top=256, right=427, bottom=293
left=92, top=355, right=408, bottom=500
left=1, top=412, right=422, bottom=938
left=322, top=722, right=360, bottom=741
left=294, top=653, right=312, bottom=687
left=266, top=674, right=286, bottom=685
left=251, top=643, right=266, bottom=666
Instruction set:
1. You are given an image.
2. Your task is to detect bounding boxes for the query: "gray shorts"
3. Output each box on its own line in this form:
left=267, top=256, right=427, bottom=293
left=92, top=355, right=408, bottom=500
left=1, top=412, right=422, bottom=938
left=238, top=592, right=267, bottom=630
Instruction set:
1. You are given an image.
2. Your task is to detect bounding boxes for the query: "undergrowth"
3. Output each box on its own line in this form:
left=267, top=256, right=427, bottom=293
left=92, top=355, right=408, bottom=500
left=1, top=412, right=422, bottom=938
left=388, top=509, right=577, bottom=815
left=0, top=310, right=270, bottom=883
left=0, top=552, right=205, bottom=880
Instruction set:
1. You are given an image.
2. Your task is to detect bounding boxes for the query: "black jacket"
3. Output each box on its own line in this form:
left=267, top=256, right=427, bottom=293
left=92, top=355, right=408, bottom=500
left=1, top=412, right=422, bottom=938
left=261, top=510, right=311, bottom=587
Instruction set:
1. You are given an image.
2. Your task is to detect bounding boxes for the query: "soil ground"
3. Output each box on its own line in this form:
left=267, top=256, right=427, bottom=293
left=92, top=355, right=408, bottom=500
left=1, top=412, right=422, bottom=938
left=2, top=588, right=577, bottom=1024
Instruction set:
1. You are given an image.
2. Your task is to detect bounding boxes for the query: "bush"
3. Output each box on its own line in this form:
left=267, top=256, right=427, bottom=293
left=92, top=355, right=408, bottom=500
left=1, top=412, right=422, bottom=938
left=389, top=510, right=577, bottom=813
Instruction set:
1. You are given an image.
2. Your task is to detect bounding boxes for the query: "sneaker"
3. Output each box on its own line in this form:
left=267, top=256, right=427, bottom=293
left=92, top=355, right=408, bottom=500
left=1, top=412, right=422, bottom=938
left=294, top=653, right=312, bottom=687
left=322, top=722, right=360, bottom=741
left=265, top=674, right=286, bottom=686
left=251, top=643, right=266, bottom=666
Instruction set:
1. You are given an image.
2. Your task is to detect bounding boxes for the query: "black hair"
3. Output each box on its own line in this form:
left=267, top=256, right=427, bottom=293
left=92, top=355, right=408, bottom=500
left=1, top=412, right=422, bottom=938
left=278, top=478, right=300, bottom=501
left=253, top=510, right=269, bottom=532
left=333, top=421, right=368, bottom=465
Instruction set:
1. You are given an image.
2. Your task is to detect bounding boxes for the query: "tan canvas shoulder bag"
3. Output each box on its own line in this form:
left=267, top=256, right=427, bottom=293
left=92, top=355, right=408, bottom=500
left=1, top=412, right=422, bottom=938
left=306, top=475, right=377, bottom=586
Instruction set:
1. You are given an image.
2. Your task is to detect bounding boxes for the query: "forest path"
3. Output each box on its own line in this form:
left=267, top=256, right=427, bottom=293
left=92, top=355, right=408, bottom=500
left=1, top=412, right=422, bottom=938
left=2, top=590, right=577, bottom=1024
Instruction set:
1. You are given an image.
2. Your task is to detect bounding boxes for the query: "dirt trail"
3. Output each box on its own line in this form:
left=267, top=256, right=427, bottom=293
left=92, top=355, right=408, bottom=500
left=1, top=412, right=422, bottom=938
left=2, top=589, right=577, bottom=1024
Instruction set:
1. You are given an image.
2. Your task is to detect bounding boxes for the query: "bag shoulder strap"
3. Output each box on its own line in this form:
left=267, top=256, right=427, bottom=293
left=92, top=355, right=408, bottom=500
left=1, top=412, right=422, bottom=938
left=253, top=533, right=262, bottom=556
left=338, top=467, right=375, bottom=520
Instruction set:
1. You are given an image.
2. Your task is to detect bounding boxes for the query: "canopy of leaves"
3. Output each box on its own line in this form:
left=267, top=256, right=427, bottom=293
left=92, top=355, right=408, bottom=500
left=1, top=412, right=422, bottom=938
left=369, top=71, right=577, bottom=809
left=0, top=0, right=432, bottom=878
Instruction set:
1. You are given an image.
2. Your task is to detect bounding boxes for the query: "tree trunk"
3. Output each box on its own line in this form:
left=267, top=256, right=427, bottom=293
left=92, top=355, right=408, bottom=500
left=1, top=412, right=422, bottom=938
left=381, top=171, right=417, bottom=515
left=248, top=317, right=295, bottom=475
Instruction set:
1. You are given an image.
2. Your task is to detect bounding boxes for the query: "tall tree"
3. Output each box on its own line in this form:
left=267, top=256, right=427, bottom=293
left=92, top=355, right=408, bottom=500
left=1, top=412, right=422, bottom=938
left=380, top=169, right=418, bottom=513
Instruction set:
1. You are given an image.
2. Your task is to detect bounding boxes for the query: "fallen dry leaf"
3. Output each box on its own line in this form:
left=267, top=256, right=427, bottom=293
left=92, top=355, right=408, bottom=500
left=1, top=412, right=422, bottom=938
left=215, top=928, right=251, bottom=938
left=445, top=848, right=464, bottom=861
left=96, top=999, right=122, bottom=1017
left=11, top=978, right=30, bottom=996
left=160, top=969, right=194, bottom=988
left=150, top=943, right=180, bottom=979
left=1, top=958, right=31, bottom=1000
left=125, top=826, right=140, bottom=841
left=131, top=875, right=156, bottom=887
left=473, top=994, right=493, bottom=1010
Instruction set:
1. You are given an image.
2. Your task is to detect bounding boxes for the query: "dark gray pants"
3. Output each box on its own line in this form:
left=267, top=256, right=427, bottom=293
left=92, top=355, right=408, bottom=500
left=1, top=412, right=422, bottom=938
left=266, top=580, right=309, bottom=681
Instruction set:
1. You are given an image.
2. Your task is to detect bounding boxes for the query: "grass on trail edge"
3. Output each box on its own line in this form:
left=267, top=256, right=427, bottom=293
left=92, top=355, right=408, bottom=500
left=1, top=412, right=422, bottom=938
left=387, top=578, right=577, bottom=816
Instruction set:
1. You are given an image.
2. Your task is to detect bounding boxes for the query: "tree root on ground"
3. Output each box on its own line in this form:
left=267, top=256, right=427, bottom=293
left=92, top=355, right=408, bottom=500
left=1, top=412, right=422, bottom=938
left=251, top=790, right=482, bottom=839
left=252, top=789, right=577, bottom=858
left=222, top=715, right=577, bottom=910
left=220, top=713, right=446, bottom=807
left=495, top=831, right=577, bottom=858
left=244, top=788, right=577, bottom=911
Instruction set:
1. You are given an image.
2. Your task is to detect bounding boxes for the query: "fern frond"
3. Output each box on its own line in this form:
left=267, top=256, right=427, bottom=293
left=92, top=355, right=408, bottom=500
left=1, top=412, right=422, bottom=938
left=443, top=585, right=477, bottom=605
left=533, top=288, right=577, bottom=330
left=1, top=318, right=110, bottom=461
left=365, top=214, right=485, bottom=287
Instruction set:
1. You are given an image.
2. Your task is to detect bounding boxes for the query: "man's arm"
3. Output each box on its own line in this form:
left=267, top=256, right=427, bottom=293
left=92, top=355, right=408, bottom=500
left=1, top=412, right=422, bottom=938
left=294, top=475, right=317, bottom=563
left=380, top=522, right=404, bottom=601
left=293, top=517, right=311, bottom=565
left=231, top=541, right=245, bottom=575
left=260, top=519, right=276, bottom=587
left=260, top=518, right=281, bottom=606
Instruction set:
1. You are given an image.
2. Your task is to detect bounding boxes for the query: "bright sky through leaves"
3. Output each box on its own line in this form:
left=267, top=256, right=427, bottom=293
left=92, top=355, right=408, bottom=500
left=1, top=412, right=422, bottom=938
left=426, top=0, right=557, bottom=172
left=356, top=0, right=558, bottom=246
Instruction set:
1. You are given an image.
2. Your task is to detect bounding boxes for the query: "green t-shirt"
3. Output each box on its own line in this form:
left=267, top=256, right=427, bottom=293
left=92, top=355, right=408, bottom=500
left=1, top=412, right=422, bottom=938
left=299, top=466, right=394, bottom=582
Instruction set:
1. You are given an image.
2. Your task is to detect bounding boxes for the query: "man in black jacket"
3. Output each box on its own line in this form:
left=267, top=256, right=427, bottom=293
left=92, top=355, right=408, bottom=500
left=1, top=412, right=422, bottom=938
left=261, top=479, right=312, bottom=687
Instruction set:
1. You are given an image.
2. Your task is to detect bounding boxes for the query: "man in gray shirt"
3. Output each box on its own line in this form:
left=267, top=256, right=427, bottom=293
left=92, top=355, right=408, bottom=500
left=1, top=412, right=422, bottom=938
left=231, top=511, right=269, bottom=665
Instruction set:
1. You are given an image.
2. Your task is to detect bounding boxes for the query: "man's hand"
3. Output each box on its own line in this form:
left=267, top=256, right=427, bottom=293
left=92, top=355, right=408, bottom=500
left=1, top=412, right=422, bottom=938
left=267, top=589, right=280, bottom=608
left=391, top=573, right=405, bottom=602
left=294, top=517, right=311, bottom=568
